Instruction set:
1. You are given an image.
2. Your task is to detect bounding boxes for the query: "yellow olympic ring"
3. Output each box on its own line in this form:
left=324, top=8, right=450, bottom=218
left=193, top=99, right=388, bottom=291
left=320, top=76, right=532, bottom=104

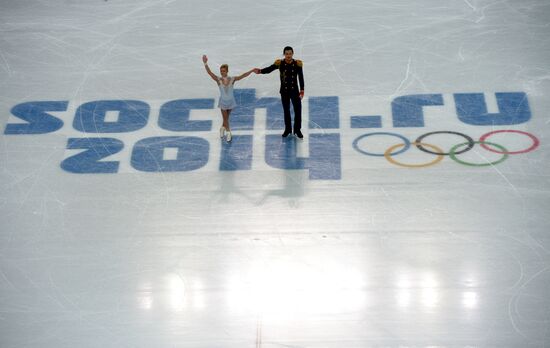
left=384, top=142, right=445, bottom=168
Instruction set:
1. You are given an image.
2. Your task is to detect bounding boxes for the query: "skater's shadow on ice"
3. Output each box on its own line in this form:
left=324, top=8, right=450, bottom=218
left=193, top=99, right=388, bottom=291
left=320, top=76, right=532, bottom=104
left=211, top=139, right=255, bottom=204
left=213, top=170, right=255, bottom=204
left=256, top=170, right=306, bottom=208
left=256, top=136, right=306, bottom=207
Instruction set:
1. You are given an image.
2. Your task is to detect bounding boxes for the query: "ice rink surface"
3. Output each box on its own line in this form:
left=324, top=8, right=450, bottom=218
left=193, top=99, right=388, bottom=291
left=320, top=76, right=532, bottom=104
left=1, top=0, right=550, bottom=347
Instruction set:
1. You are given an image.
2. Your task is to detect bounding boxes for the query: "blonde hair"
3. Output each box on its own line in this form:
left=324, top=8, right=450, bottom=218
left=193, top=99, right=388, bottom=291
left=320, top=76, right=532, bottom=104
left=220, top=64, right=228, bottom=71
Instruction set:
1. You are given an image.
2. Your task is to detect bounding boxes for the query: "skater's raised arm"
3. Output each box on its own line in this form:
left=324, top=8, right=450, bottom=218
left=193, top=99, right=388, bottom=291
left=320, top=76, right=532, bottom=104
left=234, top=68, right=256, bottom=82
left=202, top=55, right=219, bottom=83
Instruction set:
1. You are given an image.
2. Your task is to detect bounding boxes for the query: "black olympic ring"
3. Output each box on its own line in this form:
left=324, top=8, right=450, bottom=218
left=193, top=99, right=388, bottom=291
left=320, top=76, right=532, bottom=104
left=415, top=131, right=475, bottom=156
left=352, top=129, right=540, bottom=168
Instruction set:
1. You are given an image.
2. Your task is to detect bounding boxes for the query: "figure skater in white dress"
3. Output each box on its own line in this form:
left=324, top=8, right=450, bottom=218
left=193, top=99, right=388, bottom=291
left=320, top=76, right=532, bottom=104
left=202, top=55, right=257, bottom=142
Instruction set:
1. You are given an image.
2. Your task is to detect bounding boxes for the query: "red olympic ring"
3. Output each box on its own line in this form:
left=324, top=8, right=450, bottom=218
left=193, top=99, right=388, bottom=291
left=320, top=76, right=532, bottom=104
left=479, top=130, right=539, bottom=155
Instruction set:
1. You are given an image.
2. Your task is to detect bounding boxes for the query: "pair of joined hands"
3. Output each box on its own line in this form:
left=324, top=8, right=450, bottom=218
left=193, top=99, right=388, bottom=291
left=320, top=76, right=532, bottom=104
left=202, top=55, right=303, bottom=99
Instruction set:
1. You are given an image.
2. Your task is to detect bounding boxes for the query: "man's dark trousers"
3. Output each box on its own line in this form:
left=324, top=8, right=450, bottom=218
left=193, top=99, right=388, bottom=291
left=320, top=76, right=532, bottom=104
left=281, top=92, right=302, bottom=133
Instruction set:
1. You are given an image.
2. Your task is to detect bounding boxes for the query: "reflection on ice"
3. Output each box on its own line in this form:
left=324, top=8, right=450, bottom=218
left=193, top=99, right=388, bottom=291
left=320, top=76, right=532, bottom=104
left=167, top=273, right=186, bottom=312
left=226, top=260, right=367, bottom=315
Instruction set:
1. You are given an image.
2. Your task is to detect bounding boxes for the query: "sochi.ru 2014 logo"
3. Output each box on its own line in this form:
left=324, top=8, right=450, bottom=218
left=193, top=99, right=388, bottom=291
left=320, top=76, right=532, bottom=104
left=2, top=90, right=539, bottom=180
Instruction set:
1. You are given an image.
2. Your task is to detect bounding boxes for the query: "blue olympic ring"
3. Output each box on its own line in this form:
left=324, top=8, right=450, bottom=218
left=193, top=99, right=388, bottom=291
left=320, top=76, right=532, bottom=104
left=352, top=132, right=411, bottom=157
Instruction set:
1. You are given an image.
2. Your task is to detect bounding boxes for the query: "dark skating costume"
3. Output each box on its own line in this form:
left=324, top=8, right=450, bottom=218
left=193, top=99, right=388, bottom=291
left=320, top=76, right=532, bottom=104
left=260, top=58, right=305, bottom=136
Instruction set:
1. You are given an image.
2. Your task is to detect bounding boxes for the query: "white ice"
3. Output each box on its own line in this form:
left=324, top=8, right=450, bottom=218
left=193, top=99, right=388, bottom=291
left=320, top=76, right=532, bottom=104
left=1, top=0, right=550, bottom=347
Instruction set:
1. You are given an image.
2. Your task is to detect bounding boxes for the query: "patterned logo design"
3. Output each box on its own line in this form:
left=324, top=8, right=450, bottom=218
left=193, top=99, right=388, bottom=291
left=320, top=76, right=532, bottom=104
left=353, top=130, right=539, bottom=168
left=2, top=91, right=540, bottom=178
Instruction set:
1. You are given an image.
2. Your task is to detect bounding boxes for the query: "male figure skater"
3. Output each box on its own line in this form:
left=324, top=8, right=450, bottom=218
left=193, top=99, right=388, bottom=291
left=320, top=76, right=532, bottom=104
left=257, top=46, right=305, bottom=138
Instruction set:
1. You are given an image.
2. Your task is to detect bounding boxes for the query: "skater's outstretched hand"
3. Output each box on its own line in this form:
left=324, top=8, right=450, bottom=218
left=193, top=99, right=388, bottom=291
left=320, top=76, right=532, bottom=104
left=235, top=68, right=256, bottom=82
left=202, top=55, right=208, bottom=64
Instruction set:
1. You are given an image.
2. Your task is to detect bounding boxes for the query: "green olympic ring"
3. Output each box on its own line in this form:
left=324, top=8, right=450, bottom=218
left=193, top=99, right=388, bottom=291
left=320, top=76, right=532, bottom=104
left=449, top=141, right=508, bottom=167
left=353, top=130, right=539, bottom=168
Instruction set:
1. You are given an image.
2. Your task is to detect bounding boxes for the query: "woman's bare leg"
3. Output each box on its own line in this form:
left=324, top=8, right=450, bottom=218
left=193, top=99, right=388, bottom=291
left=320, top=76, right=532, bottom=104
left=224, top=109, right=232, bottom=141
left=222, top=109, right=231, bottom=130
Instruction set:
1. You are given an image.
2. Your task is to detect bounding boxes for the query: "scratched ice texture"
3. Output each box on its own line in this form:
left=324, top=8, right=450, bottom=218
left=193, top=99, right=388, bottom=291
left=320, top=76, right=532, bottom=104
left=1, top=1, right=550, bottom=347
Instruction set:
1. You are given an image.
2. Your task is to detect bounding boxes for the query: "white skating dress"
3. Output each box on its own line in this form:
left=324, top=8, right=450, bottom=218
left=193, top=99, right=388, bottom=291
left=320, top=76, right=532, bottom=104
left=218, top=77, right=237, bottom=110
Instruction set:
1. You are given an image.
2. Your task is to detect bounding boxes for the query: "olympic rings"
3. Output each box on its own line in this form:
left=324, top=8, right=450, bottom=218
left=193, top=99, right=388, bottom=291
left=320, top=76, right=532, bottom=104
left=384, top=142, right=445, bottom=168
left=415, top=131, right=474, bottom=155
left=352, top=132, right=410, bottom=157
left=449, top=141, right=508, bottom=167
left=479, top=130, right=540, bottom=154
left=353, top=130, right=540, bottom=168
